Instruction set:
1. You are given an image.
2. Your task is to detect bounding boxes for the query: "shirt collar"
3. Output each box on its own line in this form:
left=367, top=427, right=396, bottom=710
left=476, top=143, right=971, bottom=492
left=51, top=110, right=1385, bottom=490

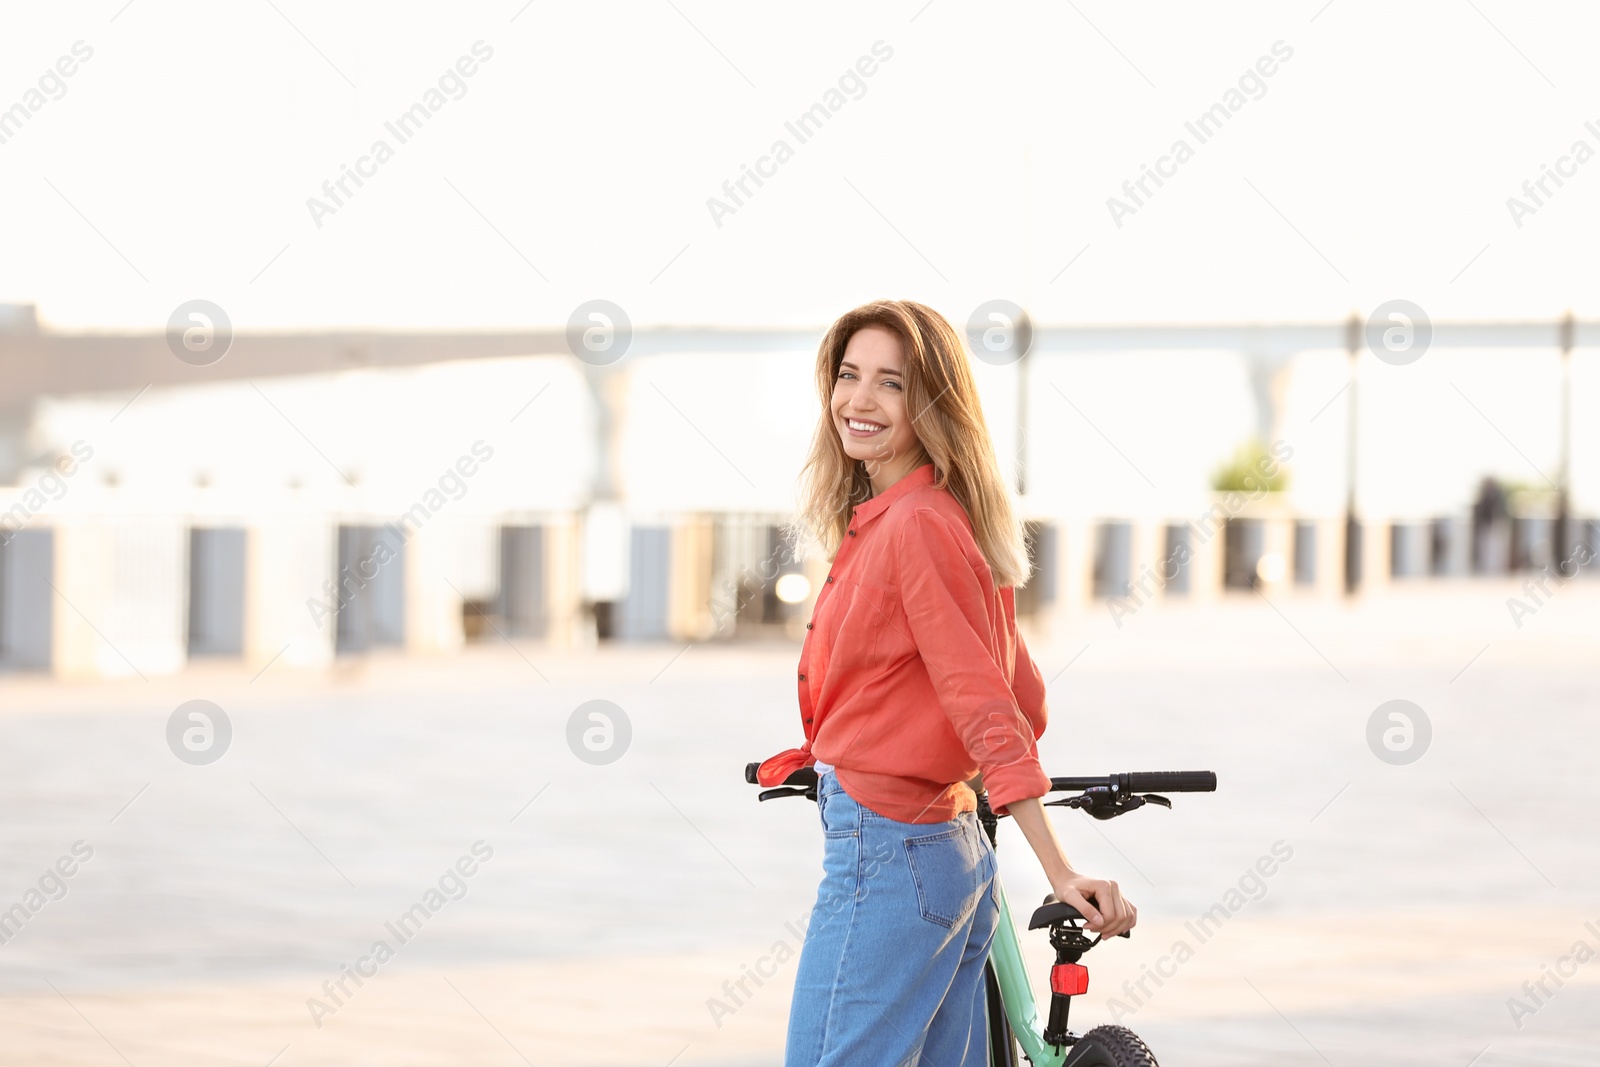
left=850, top=462, right=936, bottom=526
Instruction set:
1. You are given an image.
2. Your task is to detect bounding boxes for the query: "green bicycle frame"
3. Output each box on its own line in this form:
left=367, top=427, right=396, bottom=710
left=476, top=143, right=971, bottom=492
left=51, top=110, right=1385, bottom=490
left=987, top=871, right=1068, bottom=1067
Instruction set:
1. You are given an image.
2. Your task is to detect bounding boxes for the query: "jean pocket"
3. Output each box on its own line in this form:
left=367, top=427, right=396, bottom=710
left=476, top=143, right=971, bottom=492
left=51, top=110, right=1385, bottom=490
left=818, top=778, right=857, bottom=839
left=903, top=823, right=984, bottom=928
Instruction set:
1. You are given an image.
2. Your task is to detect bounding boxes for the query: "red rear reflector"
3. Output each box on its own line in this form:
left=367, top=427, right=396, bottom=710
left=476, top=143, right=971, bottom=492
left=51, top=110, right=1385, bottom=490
left=1051, top=963, right=1089, bottom=996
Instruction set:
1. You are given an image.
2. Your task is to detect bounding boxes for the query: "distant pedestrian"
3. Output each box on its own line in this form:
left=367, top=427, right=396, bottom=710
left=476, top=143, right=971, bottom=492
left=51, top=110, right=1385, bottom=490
left=1472, top=476, right=1509, bottom=574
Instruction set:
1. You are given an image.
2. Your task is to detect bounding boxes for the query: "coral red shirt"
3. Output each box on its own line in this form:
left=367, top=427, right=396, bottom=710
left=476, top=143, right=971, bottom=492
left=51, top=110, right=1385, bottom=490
left=758, top=462, right=1052, bottom=823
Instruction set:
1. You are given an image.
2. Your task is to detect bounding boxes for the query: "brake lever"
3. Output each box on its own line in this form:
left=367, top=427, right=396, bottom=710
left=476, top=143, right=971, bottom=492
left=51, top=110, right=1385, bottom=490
left=758, top=786, right=817, bottom=803
left=1043, top=790, right=1172, bottom=820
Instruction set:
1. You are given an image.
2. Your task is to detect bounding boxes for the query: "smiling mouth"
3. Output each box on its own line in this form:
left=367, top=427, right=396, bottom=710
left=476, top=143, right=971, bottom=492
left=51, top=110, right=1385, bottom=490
left=845, top=418, right=885, bottom=436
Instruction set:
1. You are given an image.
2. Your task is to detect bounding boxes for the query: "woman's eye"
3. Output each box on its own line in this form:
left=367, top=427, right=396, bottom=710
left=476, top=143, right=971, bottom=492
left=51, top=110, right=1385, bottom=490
left=837, top=371, right=856, bottom=380
left=884, top=380, right=902, bottom=390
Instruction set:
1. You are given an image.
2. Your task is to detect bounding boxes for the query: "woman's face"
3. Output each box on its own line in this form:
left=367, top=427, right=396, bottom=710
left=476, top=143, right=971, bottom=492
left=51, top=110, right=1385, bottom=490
left=831, top=326, right=926, bottom=492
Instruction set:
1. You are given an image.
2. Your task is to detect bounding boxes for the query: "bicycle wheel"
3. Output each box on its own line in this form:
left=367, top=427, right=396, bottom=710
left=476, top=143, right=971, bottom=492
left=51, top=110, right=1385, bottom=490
left=1062, top=1025, right=1158, bottom=1067
left=983, top=958, right=1018, bottom=1066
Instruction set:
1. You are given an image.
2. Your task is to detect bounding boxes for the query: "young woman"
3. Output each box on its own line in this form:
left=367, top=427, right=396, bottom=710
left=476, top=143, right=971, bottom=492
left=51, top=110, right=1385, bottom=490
left=756, top=300, right=1136, bottom=1066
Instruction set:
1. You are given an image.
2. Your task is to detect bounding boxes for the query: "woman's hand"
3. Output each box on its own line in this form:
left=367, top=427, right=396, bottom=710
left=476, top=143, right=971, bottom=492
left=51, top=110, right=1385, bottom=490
left=1005, top=795, right=1138, bottom=937
left=1047, top=869, right=1136, bottom=937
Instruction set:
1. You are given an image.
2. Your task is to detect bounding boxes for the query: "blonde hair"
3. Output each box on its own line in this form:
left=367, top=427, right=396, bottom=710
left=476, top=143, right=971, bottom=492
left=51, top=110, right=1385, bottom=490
left=792, top=300, right=1030, bottom=589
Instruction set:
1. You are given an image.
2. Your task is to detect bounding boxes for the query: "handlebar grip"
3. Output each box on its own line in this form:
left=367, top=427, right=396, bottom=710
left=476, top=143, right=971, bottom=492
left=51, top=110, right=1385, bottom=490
left=744, top=761, right=818, bottom=789
left=1124, top=770, right=1216, bottom=793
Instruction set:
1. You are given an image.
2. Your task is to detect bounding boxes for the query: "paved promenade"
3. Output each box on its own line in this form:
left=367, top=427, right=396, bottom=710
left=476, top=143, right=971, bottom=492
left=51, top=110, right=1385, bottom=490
left=1, top=580, right=1596, bottom=1065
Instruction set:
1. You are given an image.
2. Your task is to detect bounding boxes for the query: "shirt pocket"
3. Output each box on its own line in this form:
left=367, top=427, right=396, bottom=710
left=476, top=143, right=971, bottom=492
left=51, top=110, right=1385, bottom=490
left=903, top=822, right=987, bottom=928
left=832, top=578, right=899, bottom=667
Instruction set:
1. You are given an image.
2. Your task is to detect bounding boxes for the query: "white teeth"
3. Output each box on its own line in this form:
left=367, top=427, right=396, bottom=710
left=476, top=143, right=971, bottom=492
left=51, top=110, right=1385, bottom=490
left=847, top=419, right=883, bottom=432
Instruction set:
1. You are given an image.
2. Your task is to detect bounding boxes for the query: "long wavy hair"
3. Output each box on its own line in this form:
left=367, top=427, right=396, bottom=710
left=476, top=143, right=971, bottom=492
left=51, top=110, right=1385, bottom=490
left=792, top=299, right=1030, bottom=589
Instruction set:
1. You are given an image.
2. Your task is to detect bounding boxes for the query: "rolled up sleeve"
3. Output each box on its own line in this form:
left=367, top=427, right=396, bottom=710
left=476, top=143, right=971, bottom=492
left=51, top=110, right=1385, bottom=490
left=896, top=507, right=1051, bottom=814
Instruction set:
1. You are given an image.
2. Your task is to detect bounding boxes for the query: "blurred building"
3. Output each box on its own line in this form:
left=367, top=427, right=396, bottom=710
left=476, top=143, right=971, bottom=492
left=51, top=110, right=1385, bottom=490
left=0, top=306, right=1593, bottom=678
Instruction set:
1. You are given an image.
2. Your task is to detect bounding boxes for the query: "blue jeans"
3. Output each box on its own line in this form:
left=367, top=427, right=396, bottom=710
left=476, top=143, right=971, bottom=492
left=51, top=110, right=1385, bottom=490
left=785, top=772, right=1000, bottom=1067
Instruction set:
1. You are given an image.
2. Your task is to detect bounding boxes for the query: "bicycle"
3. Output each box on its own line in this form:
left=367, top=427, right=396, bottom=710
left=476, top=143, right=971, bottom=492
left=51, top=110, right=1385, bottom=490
left=743, top=763, right=1218, bottom=1066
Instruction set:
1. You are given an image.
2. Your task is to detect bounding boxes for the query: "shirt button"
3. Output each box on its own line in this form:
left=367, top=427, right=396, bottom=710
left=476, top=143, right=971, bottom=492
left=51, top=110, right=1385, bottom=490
left=805, top=622, right=813, bottom=629
left=826, top=576, right=834, bottom=583
left=804, top=717, right=813, bottom=724
left=848, top=529, right=856, bottom=536
left=798, top=673, right=806, bottom=680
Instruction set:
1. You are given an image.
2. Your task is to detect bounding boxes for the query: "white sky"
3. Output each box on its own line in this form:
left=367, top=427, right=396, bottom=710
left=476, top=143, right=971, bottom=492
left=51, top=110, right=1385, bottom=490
left=3, top=0, right=1599, bottom=331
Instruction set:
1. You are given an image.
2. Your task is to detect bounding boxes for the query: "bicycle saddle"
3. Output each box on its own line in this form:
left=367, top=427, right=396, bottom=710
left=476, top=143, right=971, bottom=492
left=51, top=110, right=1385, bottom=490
left=1028, top=896, right=1088, bottom=929
left=1029, top=895, right=1133, bottom=942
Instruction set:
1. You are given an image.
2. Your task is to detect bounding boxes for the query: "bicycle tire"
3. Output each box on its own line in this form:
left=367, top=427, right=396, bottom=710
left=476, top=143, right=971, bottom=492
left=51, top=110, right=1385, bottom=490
left=982, top=959, right=1018, bottom=1066
left=1062, top=1025, right=1159, bottom=1067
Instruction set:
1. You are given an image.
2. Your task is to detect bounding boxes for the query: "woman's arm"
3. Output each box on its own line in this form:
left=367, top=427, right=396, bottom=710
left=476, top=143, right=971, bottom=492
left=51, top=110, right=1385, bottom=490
left=894, top=509, right=1053, bottom=809
left=1006, top=795, right=1137, bottom=936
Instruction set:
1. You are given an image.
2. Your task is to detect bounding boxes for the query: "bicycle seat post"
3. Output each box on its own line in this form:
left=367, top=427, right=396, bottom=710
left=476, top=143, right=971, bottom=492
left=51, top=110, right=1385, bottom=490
left=1042, top=917, right=1094, bottom=1047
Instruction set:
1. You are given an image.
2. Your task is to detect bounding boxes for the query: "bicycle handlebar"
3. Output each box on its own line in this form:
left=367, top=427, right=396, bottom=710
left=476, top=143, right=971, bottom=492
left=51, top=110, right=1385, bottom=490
left=1052, top=771, right=1217, bottom=794
left=746, top=763, right=1216, bottom=794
